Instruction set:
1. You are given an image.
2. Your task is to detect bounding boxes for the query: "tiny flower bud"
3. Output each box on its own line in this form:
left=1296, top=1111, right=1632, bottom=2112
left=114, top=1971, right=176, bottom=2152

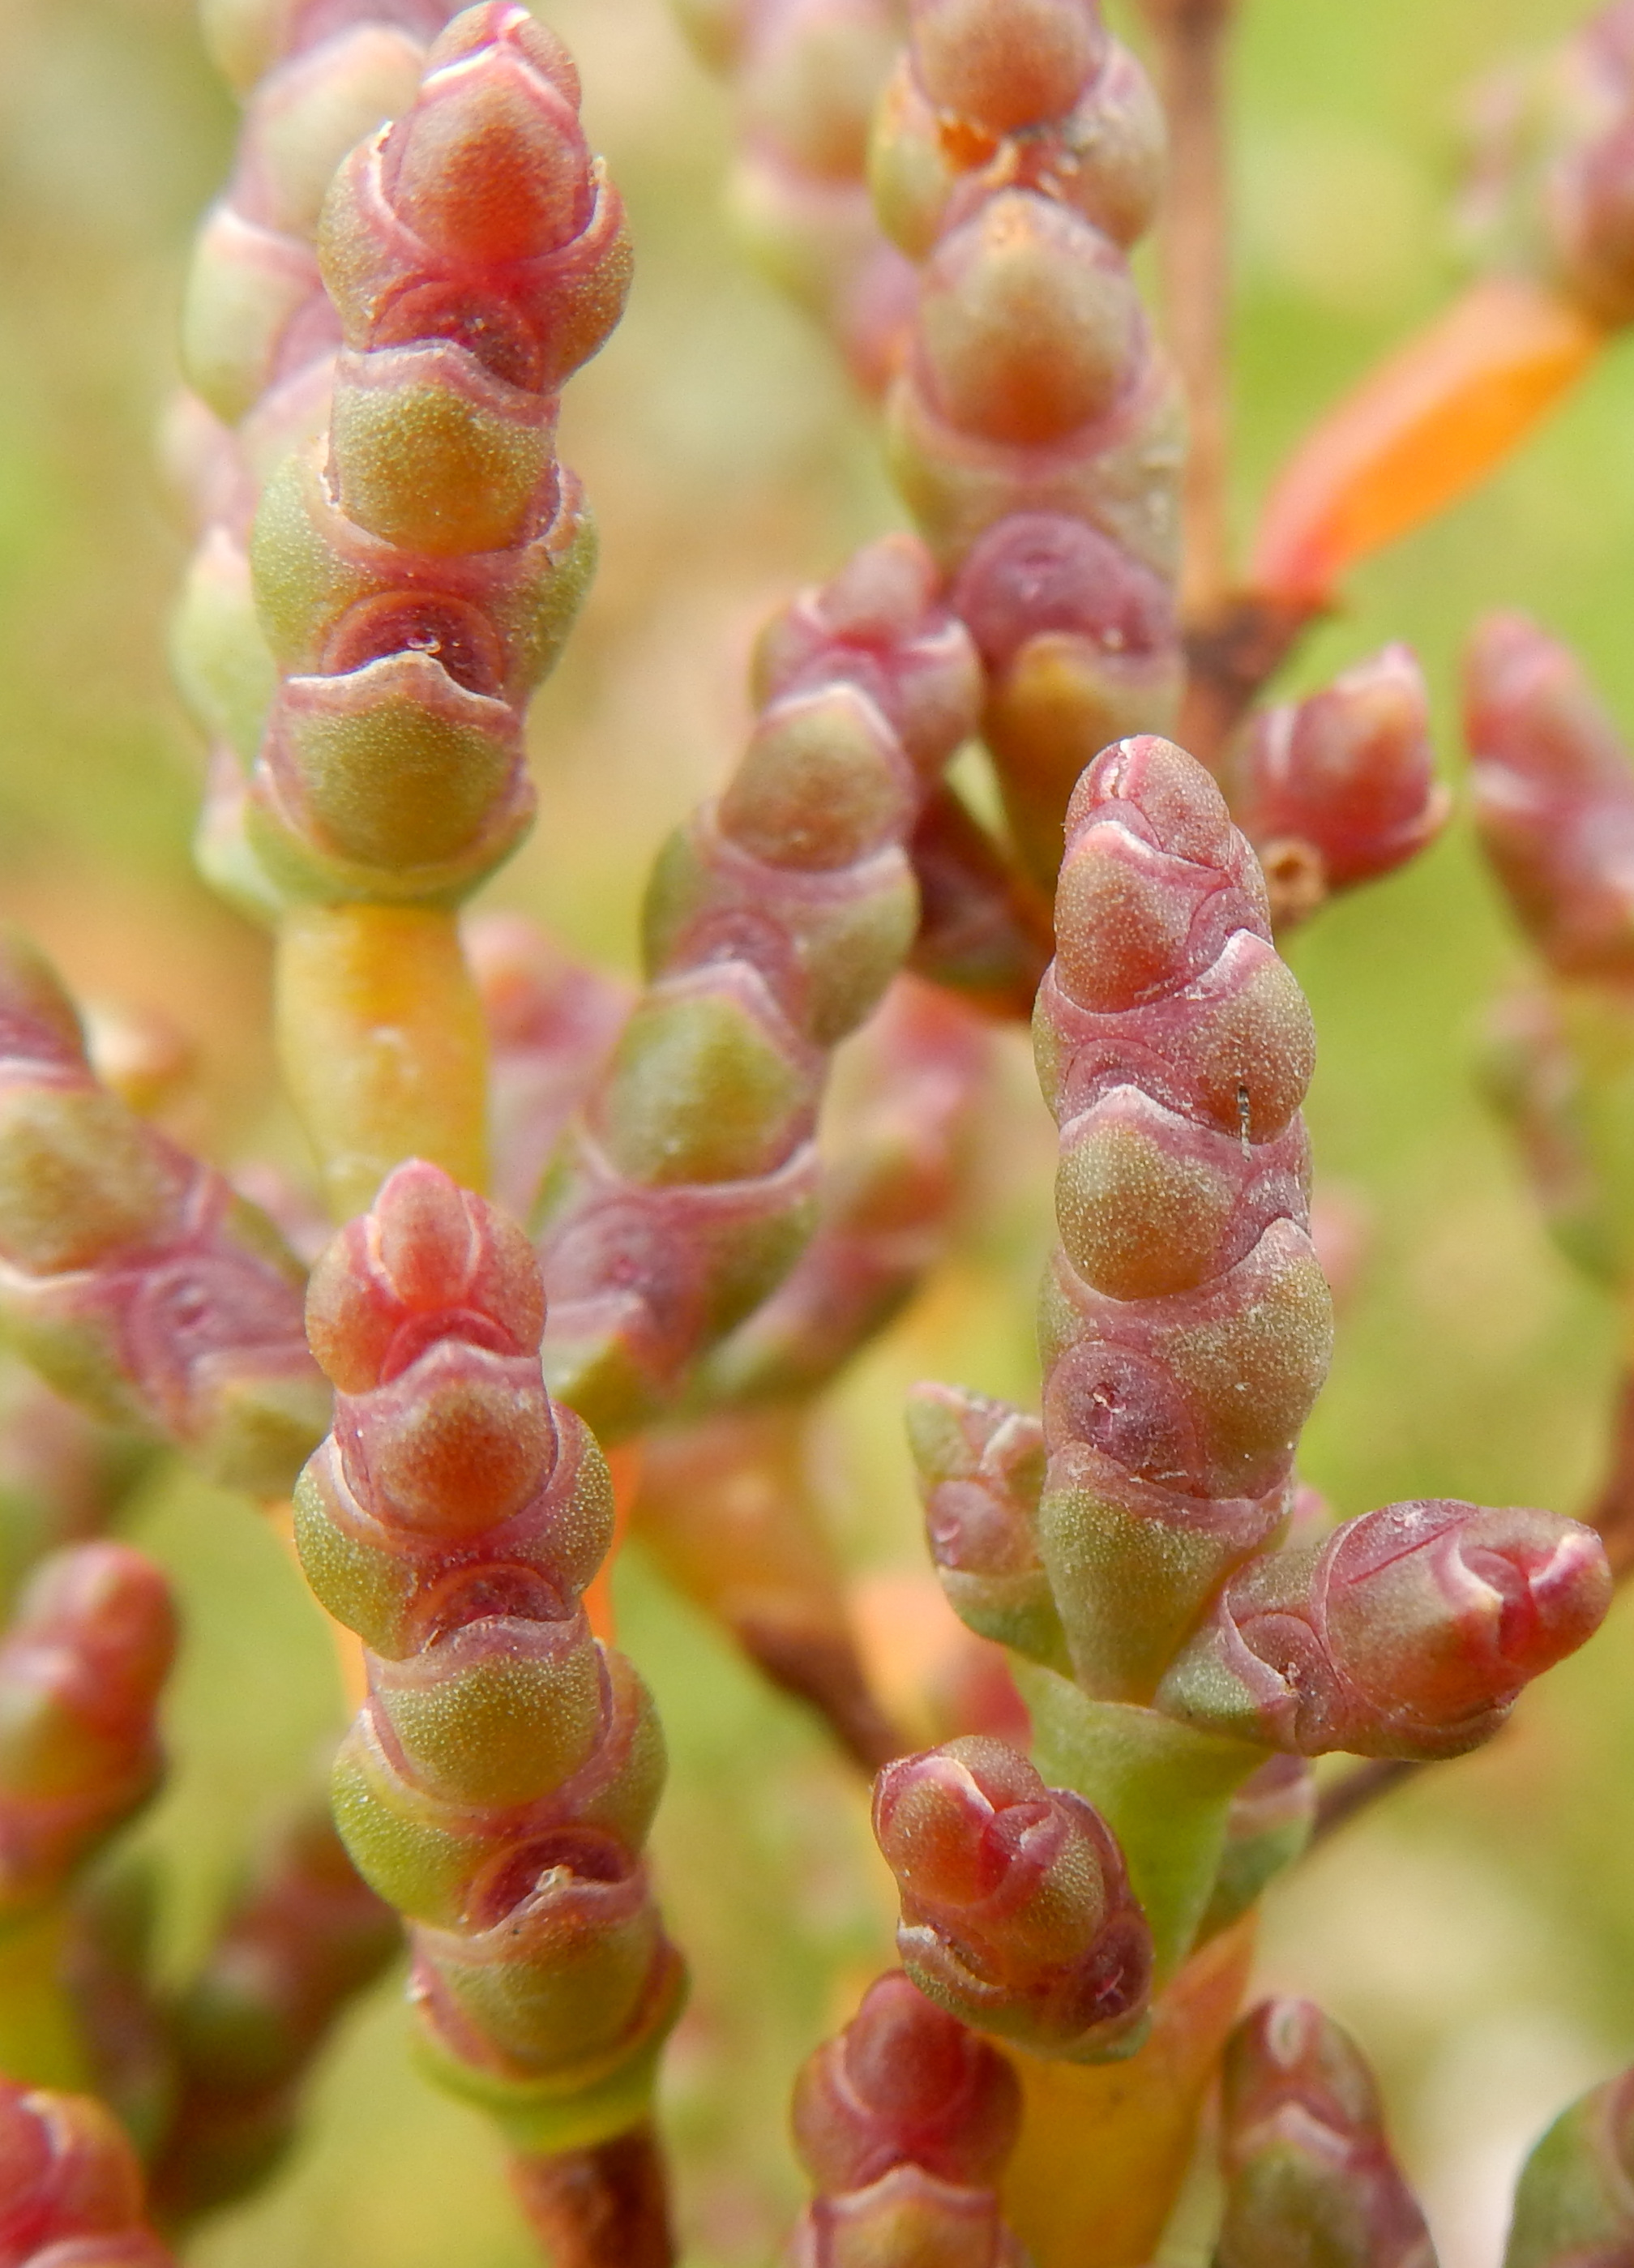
left=1504, top=2065, right=1634, bottom=2268
left=916, top=192, right=1141, bottom=446
left=873, top=1735, right=1153, bottom=2057
left=907, top=1383, right=1064, bottom=1666
left=793, top=1971, right=1021, bottom=2195
left=1234, top=644, right=1448, bottom=926
left=909, top=0, right=1106, bottom=135
left=1467, top=611, right=1634, bottom=982
left=789, top=1971, right=1029, bottom=2268
left=381, top=7, right=592, bottom=264
left=1217, top=2000, right=1436, bottom=2268
left=1158, top=1498, right=1612, bottom=1758
left=0, top=2078, right=173, bottom=2267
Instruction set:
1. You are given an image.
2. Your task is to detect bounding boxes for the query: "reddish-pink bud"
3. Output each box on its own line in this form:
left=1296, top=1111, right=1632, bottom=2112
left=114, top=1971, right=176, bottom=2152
left=306, top=1157, right=545, bottom=1396
left=952, top=511, right=1175, bottom=677
left=793, top=1971, right=1021, bottom=2195
left=1159, top=1499, right=1612, bottom=1758
left=751, top=532, right=982, bottom=776
left=1217, top=2000, right=1435, bottom=2268
left=0, top=2079, right=172, bottom=2268
left=1466, top=612, right=1634, bottom=982
left=873, top=1735, right=1152, bottom=2056
left=319, top=2, right=631, bottom=395
left=909, top=0, right=1106, bottom=135
left=381, top=6, right=591, bottom=264
left=0, top=1543, right=176, bottom=1918
left=1233, top=645, right=1448, bottom=916
left=788, top=1973, right=1028, bottom=2267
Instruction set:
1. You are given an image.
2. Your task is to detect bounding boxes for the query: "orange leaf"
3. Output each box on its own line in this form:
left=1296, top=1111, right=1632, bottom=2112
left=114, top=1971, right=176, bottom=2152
left=1251, top=276, right=1604, bottom=606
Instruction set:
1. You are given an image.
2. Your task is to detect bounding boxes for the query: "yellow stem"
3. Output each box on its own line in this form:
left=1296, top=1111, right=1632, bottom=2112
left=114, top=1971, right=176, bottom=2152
left=0, top=1905, right=93, bottom=2090
left=1001, top=1911, right=1255, bottom=2268
left=276, top=903, right=490, bottom=1219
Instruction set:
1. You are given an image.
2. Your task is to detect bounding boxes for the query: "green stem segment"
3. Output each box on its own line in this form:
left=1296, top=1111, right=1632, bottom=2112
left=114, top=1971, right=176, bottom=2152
left=1018, top=1664, right=1262, bottom=1978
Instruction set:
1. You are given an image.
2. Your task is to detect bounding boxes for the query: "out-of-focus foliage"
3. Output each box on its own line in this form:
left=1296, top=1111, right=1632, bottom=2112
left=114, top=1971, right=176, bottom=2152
left=1, top=1, right=1632, bottom=2264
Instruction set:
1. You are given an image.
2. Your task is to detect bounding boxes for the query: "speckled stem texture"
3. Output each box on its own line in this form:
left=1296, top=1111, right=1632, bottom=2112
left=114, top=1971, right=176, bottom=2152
left=293, top=1162, right=682, bottom=2160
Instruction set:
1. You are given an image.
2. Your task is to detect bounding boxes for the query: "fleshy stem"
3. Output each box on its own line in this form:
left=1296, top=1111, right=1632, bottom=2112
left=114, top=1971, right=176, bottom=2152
left=872, top=0, right=1183, bottom=888
left=534, top=534, right=980, bottom=1441
left=0, top=935, right=328, bottom=1498
left=916, top=723, right=1611, bottom=2215
left=183, top=0, right=631, bottom=1217
left=293, top=1161, right=682, bottom=2264
left=623, top=982, right=986, bottom=1767
left=1136, top=0, right=1238, bottom=616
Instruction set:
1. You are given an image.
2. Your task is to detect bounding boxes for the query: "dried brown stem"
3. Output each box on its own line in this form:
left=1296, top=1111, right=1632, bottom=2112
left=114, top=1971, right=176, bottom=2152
left=734, top=1619, right=908, bottom=1773
left=1178, top=590, right=1324, bottom=772
left=1311, top=1757, right=1421, bottom=1847
left=510, top=2127, right=676, bottom=2268
left=1140, top=0, right=1240, bottom=614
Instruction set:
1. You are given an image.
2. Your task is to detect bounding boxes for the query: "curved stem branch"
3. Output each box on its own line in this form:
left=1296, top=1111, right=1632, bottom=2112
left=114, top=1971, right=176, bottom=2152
left=1140, top=0, right=1240, bottom=615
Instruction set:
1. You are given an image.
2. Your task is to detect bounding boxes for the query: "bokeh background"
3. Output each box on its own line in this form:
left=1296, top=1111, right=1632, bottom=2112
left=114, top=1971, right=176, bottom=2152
left=0, top=0, right=1629, bottom=2260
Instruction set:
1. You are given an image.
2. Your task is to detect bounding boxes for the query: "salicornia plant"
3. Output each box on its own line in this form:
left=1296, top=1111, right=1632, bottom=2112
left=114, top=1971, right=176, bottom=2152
left=3, top=0, right=1634, bottom=2263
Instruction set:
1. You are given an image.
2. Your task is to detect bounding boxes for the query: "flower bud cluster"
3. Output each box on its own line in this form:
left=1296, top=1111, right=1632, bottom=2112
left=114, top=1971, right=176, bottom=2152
left=221, top=2, right=630, bottom=911
left=151, top=1801, right=399, bottom=2220
left=1504, top=2065, right=1634, bottom=2268
left=293, top=1161, right=682, bottom=2150
left=675, top=0, right=918, bottom=392
left=614, top=979, right=985, bottom=1770
left=1216, top=2000, right=1435, bottom=2268
left=873, top=0, right=1183, bottom=884
left=1157, top=1496, right=1610, bottom=1760
left=873, top=1735, right=1152, bottom=2057
left=0, top=939, right=329, bottom=1496
left=0, top=2078, right=173, bottom=2268
left=1229, top=644, right=1448, bottom=932
left=1033, top=734, right=1328, bottom=1701
left=1022, top=734, right=1611, bottom=1758
left=788, top=1970, right=1028, bottom=2266
left=535, top=534, right=981, bottom=1439
left=0, top=1544, right=177, bottom=1926
left=171, top=0, right=463, bottom=895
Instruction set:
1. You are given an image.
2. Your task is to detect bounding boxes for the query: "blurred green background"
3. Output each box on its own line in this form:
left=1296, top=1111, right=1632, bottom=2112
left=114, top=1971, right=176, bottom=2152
left=0, top=0, right=1631, bottom=2261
